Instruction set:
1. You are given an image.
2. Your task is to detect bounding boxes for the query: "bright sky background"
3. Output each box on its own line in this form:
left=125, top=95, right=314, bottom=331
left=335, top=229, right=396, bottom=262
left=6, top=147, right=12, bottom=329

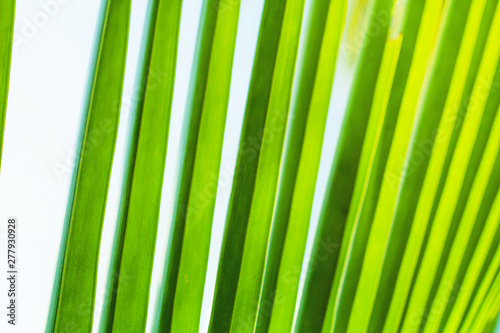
left=3, top=0, right=487, bottom=333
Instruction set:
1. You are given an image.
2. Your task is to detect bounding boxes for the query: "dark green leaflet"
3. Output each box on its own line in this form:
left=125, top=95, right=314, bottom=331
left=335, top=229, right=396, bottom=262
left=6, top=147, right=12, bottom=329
left=208, top=0, right=306, bottom=331
left=313, top=0, right=396, bottom=332
left=254, top=0, right=347, bottom=331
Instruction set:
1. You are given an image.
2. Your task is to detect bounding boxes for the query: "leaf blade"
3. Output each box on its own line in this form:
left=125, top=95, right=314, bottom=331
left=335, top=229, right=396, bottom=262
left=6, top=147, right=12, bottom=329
left=207, top=0, right=306, bottom=331
left=154, top=1, right=242, bottom=331
left=254, top=0, right=348, bottom=331
left=99, top=0, right=183, bottom=331
left=0, top=0, right=15, bottom=170
left=46, top=0, right=132, bottom=331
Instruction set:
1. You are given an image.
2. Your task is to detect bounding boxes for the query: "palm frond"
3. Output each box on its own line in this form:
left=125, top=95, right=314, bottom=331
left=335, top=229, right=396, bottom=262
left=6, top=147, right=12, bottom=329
left=33, top=0, right=500, bottom=331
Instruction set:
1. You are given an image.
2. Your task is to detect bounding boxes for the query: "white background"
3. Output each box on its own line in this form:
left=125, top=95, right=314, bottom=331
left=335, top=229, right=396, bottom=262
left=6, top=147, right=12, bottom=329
left=0, top=0, right=385, bottom=332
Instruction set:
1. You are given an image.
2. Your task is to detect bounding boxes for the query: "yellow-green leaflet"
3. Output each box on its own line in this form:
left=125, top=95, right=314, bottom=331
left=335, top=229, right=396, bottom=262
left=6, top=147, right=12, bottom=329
left=400, top=0, right=500, bottom=330
left=379, top=1, right=497, bottom=331
left=371, top=0, right=493, bottom=329
left=443, top=143, right=500, bottom=333
left=460, top=219, right=500, bottom=331
left=344, top=3, right=404, bottom=330
left=424, top=32, right=500, bottom=331
left=360, top=0, right=471, bottom=330
left=470, top=268, right=500, bottom=331
left=442, top=156, right=500, bottom=332
left=298, top=0, right=425, bottom=331
left=404, top=0, right=500, bottom=329
left=321, top=0, right=445, bottom=331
